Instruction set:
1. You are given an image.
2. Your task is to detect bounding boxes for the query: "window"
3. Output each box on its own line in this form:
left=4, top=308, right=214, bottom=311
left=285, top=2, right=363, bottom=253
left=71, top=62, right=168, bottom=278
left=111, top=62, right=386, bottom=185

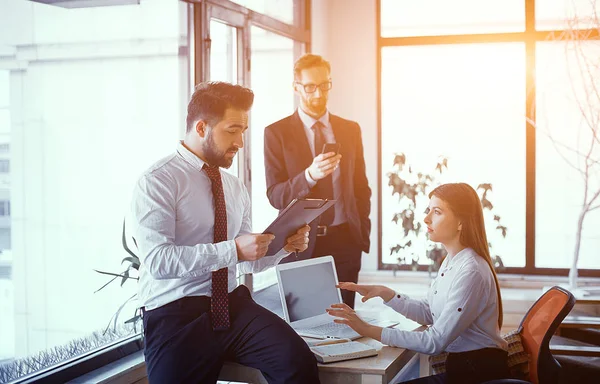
left=249, top=26, right=297, bottom=290
left=209, top=19, right=241, bottom=177
left=199, top=1, right=309, bottom=292
left=230, top=0, right=296, bottom=25
left=380, top=0, right=525, bottom=37
left=380, top=44, right=526, bottom=267
left=0, top=0, right=189, bottom=381
left=536, top=0, right=600, bottom=30
left=378, top=0, right=600, bottom=276
left=535, top=41, right=600, bottom=269
left=0, top=160, right=9, bottom=173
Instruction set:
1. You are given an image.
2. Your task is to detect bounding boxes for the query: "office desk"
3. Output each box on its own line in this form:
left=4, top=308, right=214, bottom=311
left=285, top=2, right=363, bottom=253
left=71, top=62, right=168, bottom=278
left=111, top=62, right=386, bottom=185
left=219, top=316, right=424, bottom=384
left=219, top=284, right=423, bottom=384
left=316, top=333, right=420, bottom=384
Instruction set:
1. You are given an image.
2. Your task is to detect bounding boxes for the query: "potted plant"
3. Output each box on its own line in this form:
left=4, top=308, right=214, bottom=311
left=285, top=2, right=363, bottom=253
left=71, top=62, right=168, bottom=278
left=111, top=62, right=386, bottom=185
left=387, top=154, right=507, bottom=276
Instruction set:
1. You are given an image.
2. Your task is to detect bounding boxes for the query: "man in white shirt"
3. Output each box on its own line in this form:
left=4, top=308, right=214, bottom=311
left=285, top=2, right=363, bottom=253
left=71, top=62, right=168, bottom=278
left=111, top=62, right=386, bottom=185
left=131, top=82, right=320, bottom=383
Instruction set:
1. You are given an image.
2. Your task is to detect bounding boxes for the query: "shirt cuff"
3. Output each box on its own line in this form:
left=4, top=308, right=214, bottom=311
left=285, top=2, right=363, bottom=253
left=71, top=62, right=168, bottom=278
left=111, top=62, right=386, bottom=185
left=305, top=168, right=318, bottom=188
left=384, top=292, right=410, bottom=312
left=216, top=239, right=239, bottom=268
left=381, top=327, right=396, bottom=346
left=272, top=247, right=291, bottom=263
left=384, top=292, right=407, bottom=305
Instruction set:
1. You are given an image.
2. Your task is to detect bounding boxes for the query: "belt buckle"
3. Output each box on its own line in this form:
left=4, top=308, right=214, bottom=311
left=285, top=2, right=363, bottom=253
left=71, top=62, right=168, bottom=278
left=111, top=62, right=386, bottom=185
left=317, top=225, right=328, bottom=237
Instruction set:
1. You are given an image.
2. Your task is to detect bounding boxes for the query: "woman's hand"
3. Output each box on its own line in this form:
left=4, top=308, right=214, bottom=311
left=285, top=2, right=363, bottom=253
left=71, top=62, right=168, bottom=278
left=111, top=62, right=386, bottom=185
left=337, top=282, right=396, bottom=303
left=326, top=303, right=383, bottom=341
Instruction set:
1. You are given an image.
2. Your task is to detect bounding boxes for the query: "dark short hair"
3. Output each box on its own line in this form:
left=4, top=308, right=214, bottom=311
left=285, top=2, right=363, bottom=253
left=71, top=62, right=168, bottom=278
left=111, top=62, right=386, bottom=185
left=293, top=54, right=331, bottom=81
left=186, top=82, right=254, bottom=133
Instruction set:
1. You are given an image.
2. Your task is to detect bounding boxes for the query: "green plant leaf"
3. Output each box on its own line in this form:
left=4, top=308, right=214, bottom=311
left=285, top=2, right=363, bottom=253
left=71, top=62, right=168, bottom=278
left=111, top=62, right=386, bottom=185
left=393, top=153, right=406, bottom=169
left=121, top=256, right=140, bottom=270
left=124, top=315, right=141, bottom=325
left=120, top=270, right=130, bottom=287
left=94, top=275, right=119, bottom=294
left=497, top=225, right=507, bottom=238
left=477, top=183, right=492, bottom=192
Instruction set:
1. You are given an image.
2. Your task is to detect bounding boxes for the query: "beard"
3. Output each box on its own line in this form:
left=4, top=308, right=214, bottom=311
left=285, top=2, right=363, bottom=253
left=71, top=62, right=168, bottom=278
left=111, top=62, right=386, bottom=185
left=305, top=97, right=327, bottom=115
left=202, top=131, right=235, bottom=169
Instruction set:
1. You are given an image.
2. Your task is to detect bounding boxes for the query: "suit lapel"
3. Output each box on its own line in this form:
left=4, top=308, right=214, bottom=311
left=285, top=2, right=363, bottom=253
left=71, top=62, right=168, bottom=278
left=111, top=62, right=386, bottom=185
left=290, top=111, right=315, bottom=169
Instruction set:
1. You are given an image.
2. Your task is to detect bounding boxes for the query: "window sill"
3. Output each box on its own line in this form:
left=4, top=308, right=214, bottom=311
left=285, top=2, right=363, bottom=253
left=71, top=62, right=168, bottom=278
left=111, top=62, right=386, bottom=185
left=67, top=351, right=146, bottom=384
left=360, top=270, right=600, bottom=290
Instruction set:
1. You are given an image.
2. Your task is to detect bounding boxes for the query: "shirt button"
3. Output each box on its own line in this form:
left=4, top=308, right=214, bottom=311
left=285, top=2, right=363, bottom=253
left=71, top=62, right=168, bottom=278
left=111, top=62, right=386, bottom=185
left=432, top=312, right=435, bottom=317
left=434, top=291, right=437, bottom=294
left=441, top=273, right=444, bottom=277
left=397, top=294, right=401, bottom=299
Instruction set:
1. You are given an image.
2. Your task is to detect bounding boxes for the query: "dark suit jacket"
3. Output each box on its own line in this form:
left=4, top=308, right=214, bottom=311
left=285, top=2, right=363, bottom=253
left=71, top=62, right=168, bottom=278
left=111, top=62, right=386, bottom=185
left=264, top=111, right=371, bottom=259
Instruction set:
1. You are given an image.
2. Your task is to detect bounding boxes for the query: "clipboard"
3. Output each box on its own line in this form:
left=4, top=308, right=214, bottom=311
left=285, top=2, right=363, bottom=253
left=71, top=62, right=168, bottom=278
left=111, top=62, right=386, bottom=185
left=263, top=198, right=335, bottom=256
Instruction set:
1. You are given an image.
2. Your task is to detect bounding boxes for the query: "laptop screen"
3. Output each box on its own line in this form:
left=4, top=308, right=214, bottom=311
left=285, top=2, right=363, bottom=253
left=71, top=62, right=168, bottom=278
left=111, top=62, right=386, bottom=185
left=279, top=260, right=341, bottom=322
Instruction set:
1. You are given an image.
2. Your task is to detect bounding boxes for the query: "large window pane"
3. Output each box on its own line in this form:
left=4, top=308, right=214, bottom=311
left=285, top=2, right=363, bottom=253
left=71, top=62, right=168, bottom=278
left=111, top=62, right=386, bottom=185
left=230, top=0, right=295, bottom=25
left=210, top=19, right=240, bottom=177
left=249, top=27, right=295, bottom=291
left=380, top=0, right=525, bottom=37
left=381, top=44, right=526, bottom=268
left=535, top=41, right=600, bottom=269
left=536, top=0, right=600, bottom=30
left=0, top=0, right=188, bottom=380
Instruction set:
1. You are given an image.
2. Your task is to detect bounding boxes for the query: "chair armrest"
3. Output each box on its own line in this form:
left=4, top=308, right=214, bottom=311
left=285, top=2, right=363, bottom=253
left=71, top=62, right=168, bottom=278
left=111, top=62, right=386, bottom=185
left=560, top=316, right=600, bottom=329
left=550, top=345, right=600, bottom=357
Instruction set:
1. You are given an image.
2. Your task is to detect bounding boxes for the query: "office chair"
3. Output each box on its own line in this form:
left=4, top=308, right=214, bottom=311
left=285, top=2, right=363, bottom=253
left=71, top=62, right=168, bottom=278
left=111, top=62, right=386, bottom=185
left=485, top=286, right=576, bottom=384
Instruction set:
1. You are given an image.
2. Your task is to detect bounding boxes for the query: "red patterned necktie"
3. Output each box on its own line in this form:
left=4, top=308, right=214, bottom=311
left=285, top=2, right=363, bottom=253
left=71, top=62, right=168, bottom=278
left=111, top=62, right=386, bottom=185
left=203, top=163, right=230, bottom=331
left=312, top=121, right=335, bottom=225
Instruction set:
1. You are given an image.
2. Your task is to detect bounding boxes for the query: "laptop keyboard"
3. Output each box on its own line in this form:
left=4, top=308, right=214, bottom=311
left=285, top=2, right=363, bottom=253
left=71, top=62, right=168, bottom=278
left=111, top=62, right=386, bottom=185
left=296, top=322, right=360, bottom=338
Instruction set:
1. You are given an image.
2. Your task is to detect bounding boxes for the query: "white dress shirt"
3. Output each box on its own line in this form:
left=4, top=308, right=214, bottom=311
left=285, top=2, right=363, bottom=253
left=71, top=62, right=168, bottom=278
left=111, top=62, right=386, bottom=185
left=131, top=142, right=289, bottom=311
left=297, top=108, right=347, bottom=226
left=381, top=248, right=507, bottom=355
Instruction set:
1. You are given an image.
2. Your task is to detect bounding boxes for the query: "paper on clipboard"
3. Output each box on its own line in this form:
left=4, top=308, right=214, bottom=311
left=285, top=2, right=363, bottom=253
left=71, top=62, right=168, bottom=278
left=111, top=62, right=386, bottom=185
left=263, top=198, right=335, bottom=256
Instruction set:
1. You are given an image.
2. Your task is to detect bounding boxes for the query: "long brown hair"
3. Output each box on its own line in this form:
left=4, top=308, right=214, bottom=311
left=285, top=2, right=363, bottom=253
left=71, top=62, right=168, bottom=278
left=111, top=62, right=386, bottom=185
left=428, top=183, right=503, bottom=328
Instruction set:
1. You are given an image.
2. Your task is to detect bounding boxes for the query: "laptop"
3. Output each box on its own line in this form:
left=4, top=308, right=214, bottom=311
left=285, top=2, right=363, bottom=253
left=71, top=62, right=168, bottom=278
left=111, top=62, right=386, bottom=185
left=275, top=256, right=396, bottom=340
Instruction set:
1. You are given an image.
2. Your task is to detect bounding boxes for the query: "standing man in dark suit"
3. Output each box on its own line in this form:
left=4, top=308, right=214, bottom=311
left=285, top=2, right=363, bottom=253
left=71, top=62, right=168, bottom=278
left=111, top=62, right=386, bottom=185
left=264, top=54, right=372, bottom=309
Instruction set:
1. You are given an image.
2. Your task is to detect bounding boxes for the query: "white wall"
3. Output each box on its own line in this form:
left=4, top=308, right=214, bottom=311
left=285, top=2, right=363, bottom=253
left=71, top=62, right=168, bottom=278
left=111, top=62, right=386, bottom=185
left=311, top=0, right=379, bottom=271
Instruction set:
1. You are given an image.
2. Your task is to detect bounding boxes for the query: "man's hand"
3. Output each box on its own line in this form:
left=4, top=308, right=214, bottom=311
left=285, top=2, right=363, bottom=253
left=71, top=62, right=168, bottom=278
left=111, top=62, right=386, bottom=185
left=307, top=152, right=342, bottom=181
left=283, top=225, right=310, bottom=253
left=337, top=282, right=396, bottom=303
left=235, top=234, right=275, bottom=261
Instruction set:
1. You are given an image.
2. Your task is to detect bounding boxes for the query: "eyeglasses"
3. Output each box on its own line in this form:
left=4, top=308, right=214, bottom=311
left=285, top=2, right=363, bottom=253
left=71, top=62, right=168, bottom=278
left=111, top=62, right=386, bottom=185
left=296, top=81, right=332, bottom=93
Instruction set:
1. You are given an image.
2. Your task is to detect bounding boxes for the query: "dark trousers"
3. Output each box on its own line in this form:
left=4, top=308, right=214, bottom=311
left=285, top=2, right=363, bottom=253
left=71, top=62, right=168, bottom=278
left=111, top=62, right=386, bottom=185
left=313, top=223, right=362, bottom=309
left=400, top=348, right=510, bottom=384
left=142, top=285, right=320, bottom=384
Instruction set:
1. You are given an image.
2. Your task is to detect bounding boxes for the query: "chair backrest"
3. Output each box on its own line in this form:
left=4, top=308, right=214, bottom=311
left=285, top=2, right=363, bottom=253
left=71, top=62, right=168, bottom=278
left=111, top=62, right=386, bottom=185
left=518, top=286, right=575, bottom=384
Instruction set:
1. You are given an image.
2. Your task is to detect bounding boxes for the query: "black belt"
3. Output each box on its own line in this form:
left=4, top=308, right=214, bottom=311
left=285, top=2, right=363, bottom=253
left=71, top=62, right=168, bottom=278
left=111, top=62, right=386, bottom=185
left=316, top=223, right=350, bottom=237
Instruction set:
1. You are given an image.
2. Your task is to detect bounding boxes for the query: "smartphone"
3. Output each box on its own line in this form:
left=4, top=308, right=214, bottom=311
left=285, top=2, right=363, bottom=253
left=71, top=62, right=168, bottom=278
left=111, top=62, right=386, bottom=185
left=321, top=142, right=341, bottom=155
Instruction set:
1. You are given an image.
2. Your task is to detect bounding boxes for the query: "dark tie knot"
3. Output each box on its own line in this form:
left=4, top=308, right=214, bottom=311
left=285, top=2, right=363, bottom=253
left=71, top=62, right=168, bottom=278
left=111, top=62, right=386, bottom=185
left=311, top=121, right=324, bottom=132
left=202, top=163, right=221, bottom=181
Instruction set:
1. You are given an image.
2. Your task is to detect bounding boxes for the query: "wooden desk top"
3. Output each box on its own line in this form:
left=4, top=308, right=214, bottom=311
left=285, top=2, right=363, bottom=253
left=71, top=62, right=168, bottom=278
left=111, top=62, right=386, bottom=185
left=575, top=296, right=600, bottom=305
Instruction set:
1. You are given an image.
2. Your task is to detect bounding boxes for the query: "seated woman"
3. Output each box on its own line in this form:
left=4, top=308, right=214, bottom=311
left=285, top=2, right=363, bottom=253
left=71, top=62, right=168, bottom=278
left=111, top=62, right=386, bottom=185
left=327, top=183, right=510, bottom=384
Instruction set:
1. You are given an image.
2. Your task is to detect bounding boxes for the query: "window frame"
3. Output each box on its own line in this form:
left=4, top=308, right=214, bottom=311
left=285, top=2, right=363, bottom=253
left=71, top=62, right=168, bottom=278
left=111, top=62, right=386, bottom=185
left=376, top=0, right=600, bottom=277
left=9, top=1, right=311, bottom=383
